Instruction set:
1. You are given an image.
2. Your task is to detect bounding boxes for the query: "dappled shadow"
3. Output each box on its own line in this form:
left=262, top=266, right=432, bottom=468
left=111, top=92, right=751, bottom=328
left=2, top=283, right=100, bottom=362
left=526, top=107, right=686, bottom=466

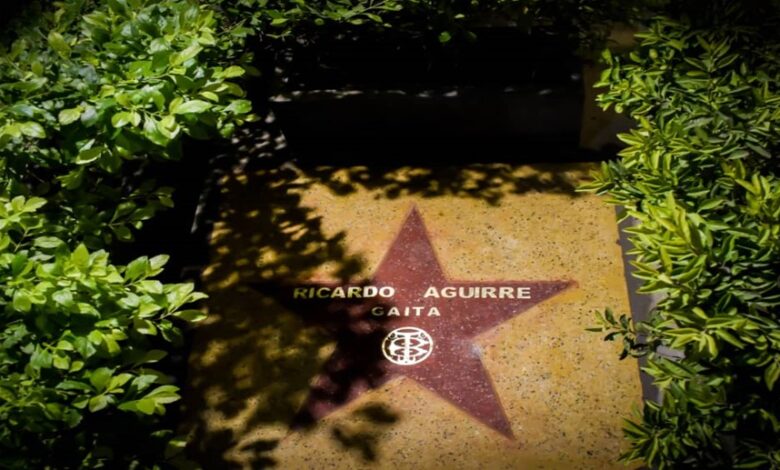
left=182, top=114, right=592, bottom=467
left=182, top=160, right=375, bottom=468
left=331, top=404, right=400, bottom=462
left=183, top=150, right=408, bottom=468
left=184, top=281, right=403, bottom=468
left=301, top=162, right=587, bottom=206
left=248, top=279, right=396, bottom=431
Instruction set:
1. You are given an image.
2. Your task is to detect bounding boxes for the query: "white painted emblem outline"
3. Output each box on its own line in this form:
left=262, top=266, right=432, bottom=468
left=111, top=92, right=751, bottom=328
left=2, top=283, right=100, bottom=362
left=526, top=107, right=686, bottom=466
left=382, top=327, right=434, bottom=366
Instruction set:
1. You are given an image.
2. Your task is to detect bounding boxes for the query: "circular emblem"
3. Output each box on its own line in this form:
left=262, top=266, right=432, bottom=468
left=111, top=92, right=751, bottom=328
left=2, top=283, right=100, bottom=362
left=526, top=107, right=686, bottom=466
left=382, top=327, right=434, bottom=366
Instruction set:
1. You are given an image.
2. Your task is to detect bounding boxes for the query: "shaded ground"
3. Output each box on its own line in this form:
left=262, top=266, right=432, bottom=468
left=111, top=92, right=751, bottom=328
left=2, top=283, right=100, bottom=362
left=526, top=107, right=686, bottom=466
left=138, top=45, right=640, bottom=468
left=182, top=149, right=591, bottom=465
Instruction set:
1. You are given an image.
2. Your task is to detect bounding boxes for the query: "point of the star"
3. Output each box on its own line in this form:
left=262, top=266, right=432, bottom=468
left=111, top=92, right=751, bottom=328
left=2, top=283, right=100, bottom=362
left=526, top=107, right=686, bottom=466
left=404, top=204, right=425, bottom=224
left=495, top=418, right=516, bottom=440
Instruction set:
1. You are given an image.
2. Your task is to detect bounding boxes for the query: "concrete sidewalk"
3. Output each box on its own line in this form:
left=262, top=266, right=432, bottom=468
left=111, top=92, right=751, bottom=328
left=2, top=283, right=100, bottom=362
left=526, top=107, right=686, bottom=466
left=184, top=162, right=642, bottom=469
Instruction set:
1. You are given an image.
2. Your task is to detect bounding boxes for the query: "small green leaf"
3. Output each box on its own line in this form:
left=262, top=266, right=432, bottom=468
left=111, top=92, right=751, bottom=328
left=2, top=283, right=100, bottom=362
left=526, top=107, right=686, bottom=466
left=35, top=236, right=63, bottom=249
left=53, top=354, right=71, bottom=370
left=150, top=254, right=169, bottom=270
left=172, top=309, right=207, bottom=322
left=142, top=116, right=169, bottom=146
left=139, top=350, right=167, bottom=364
left=51, top=289, right=73, bottom=307
left=31, top=61, right=44, bottom=75
left=88, top=395, right=109, bottom=412
left=108, top=373, right=133, bottom=392
left=19, top=122, right=46, bottom=138
left=112, top=225, right=134, bottom=241
left=138, top=280, right=163, bottom=294
left=13, top=291, right=32, bottom=313
left=57, top=380, right=93, bottom=392
left=89, top=367, right=113, bottom=391
left=71, top=244, right=90, bottom=269
left=111, top=112, right=140, bottom=128
left=172, top=100, right=212, bottom=115
left=76, top=146, right=103, bottom=164
left=136, top=398, right=157, bottom=414
left=170, top=43, right=202, bottom=65
left=47, top=31, right=71, bottom=58
left=23, top=197, right=46, bottom=212
left=125, top=257, right=150, bottom=281
left=58, top=107, right=83, bottom=125
left=30, top=348, right=53, bottom=369
left=226, top=99, right=251, bottom=114
left=765, top=361, right=780, bottom=390
left=133, top=318, right=157, bottom=335
left=218, top=66, right=245, bottom=78
left=138, top=302, right=163, bottom=318
left=164, top=436, right=188, bottom=459
left=59, top=168, right=85, bottom=189
left=80, top=106, right=98, bottom=126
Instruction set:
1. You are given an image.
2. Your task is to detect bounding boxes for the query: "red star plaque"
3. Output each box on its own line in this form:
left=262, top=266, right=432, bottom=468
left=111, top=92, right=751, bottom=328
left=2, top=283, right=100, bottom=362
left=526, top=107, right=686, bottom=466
left=266, top=206, right=573, bottom=438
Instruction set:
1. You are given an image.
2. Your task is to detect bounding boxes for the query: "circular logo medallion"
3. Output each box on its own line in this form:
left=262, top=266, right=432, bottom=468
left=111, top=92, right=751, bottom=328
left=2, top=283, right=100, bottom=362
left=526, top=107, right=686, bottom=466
left=382, top=327, right=434, bottom=366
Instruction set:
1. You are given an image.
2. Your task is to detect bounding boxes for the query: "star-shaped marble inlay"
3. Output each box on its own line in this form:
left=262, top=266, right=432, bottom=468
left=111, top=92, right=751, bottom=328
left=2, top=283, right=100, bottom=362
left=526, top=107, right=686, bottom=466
left=258, top=206, right=573, bottom=438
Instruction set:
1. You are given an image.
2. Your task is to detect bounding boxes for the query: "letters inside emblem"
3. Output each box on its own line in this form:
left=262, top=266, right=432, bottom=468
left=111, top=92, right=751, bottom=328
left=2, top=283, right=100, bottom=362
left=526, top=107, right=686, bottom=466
left=382, top=327, right=434, bottom=366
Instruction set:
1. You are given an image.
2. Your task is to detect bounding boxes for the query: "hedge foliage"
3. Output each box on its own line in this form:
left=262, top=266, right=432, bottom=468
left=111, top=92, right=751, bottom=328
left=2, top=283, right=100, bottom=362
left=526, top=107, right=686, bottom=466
left=0, top=0, right=258, bottom=466
left=583, top=6, right=780, bottom=469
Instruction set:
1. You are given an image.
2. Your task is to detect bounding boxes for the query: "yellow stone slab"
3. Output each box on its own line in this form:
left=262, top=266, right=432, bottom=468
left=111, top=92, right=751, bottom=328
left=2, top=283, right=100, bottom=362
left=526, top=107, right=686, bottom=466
left=185, top=162, right=642, bottom=469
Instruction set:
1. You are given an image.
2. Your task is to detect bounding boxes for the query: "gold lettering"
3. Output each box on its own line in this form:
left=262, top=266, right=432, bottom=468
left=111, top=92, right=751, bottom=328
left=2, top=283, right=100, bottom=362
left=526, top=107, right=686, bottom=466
left=331, top=287, right=345, bottom=298
left=293, top=287, right=308, bottom=299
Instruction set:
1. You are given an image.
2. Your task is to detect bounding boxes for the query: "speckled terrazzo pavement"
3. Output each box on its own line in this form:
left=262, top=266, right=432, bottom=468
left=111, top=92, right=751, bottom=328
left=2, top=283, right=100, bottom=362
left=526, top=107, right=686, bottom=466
left=184, top=163, right=642, bottom=469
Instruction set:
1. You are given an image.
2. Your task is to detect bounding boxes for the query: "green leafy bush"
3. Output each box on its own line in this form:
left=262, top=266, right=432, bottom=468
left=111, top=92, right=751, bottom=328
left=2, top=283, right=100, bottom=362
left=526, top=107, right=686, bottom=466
left=583, top=6, right=780, bottom=469
left=209, top=0, right=643, bottom=49
left=0, top=195, right=206, bottom=467
left=0, top=0, right=257, bottom=466
left=0, top=0, right=255, bottom=246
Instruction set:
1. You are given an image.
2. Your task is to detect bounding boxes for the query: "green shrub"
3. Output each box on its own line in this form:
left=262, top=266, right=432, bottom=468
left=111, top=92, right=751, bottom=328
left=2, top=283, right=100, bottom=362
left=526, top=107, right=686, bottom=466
left=0, top=195, right=206, bottom=468
left=0, top=0, right=256, bottom=466
left=583, top=7, right=780, bottom=468
left=0, top=0, right=255, bottom=246
left=209, top=0, right=642, bottom=49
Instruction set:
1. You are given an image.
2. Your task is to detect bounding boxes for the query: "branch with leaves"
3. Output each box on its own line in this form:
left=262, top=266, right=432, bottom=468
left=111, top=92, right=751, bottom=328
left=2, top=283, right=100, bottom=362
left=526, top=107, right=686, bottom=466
left=582, top=7, right=780, bottom=468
